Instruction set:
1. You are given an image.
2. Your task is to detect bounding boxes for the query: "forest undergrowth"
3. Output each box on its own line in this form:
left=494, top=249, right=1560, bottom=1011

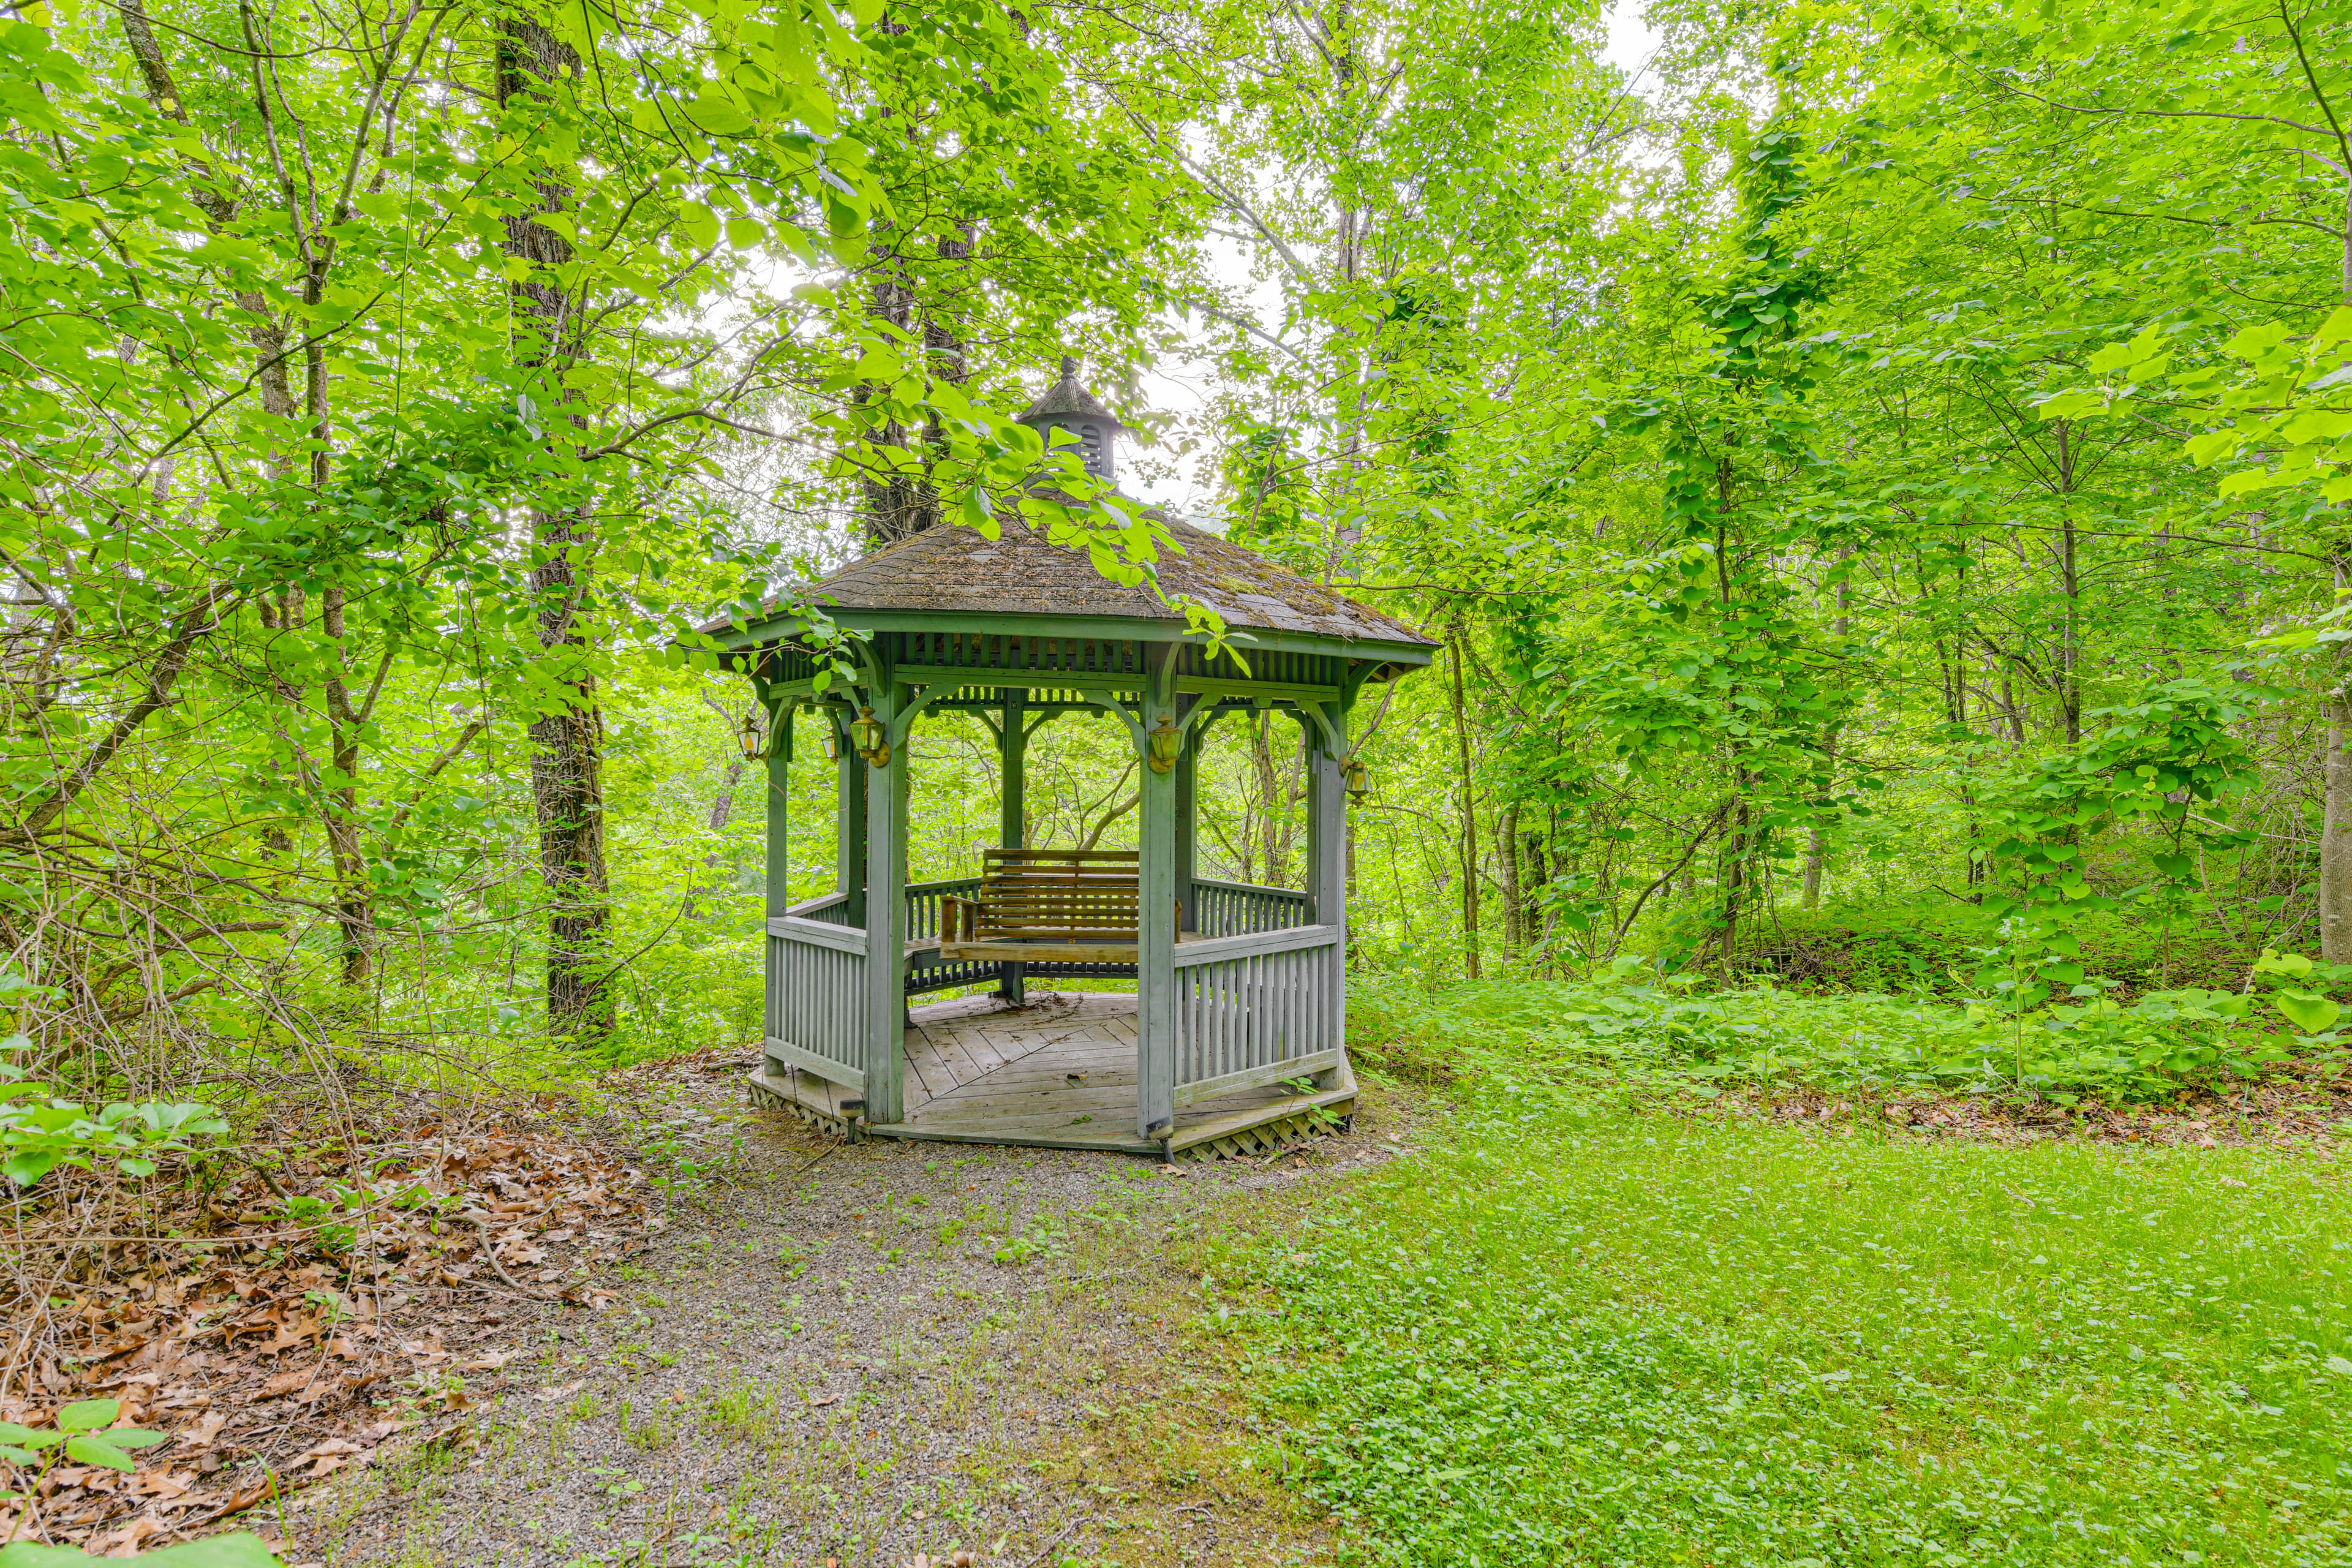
left=1213, top=959, right=2352, bottom=1567
left=1352, top=946, right=2352, bottom=1125
left=1207, top=1095, right=2352, bottom=1568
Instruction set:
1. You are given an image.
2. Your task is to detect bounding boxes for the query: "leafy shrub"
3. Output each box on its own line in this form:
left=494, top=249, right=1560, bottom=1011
left=1728, top=900, right=2250, bottom=997
left=0, top=1031, right=228, bottom=1186
left=1351, top=959, right=2339, bottom=1104
left=0, top=968, right=233, bottom=1186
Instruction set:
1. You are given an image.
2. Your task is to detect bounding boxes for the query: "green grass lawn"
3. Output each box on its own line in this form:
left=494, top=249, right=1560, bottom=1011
left=1218, top=1103, right=2352, bottom=1567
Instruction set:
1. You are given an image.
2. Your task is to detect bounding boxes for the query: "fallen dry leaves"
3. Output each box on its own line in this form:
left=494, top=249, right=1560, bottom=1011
left=0, top=1112, right=652, bottom=1553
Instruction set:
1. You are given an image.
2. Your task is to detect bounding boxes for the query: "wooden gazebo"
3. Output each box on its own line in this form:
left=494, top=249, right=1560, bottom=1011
left=704, top=374, right=1436, bottom=1158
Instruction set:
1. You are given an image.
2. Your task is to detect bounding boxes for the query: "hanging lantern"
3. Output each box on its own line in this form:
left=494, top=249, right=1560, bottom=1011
left=1343, top=758, right=1371, bottom=802
left=818, top=724, right=842, bottom=763
left=737, top=710, right=766, bottom=762
left=850, top=704, right=884, bottom=763
left=1147, top=715, right=1182, bottom=774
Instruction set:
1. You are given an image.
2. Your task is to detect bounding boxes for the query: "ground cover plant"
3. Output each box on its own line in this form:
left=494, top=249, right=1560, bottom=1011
left=1351, top=965, right=2352, bottom=1109
left=1728, top=904, right=2256, bottom=1001
left=1215, top=1098, right=2352, bottom=1567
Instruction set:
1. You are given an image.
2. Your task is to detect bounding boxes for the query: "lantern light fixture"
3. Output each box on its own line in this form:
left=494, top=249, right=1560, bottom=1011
left=818, top=725, right=842, bottom=762
left=1343, top=758, right=1370, bottom=802
left=1147, top=715, right=1182, bottom=774
left=737, top=710, right=766, bottom=762
left=850, top=705, right=890, bottom=767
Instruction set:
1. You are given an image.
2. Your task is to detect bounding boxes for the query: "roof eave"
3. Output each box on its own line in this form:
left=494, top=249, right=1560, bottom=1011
left=701, top=603, right=1436, bottom=664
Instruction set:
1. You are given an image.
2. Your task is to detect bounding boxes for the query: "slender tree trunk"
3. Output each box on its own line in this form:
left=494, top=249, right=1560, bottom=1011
left=2325, top=692, right=2352, bottom=965
left=500, top=17, right=611, bottom=1042
left=2320, top=192, right=2352, bottom=961
left=1246, top=714, right=1278, bottom=884
left=2324, top=564, right=2352, bottom=965
left=1523, top=826, right=1552, bottom=974
left=1806, top=564, right=1852, bottom=911
left=318, top=585, right=374, bottom=983
left=135, top=0, right=368, bottom=967
left=2054, top=420, right=2082, bottom=745
left=1497, top=804, right=1522, bottom=951
left=1447, top=620, right=1480, bottom=979
left=1719, top=788, right=1752, bottom=976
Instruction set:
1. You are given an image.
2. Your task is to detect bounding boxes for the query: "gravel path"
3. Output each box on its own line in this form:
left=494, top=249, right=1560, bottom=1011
left=295, top=1049, right=1411, bottom=1568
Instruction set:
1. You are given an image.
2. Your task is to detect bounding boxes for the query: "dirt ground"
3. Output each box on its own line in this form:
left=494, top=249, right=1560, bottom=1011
left=291, top=1050, right=1411, bottom=1568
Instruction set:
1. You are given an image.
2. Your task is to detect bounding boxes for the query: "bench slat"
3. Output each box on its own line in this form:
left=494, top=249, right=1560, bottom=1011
left=943, top=848, right=1177, bottom=953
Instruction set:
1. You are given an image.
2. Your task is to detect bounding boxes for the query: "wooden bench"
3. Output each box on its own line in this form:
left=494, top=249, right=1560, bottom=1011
left=938, top=848, right=1174, bottom=963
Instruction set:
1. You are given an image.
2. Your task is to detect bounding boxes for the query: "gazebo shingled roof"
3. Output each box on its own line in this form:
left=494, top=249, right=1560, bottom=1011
left=706, top=510, right=1435, bottom=650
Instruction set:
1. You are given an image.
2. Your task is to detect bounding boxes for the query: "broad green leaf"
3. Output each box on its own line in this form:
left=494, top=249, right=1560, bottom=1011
left=62, top=1434, right=134, bottom=1472
left=2274, top=991, right=2339, bottom=1035
left=55, top=1400, right=118, bottom=1433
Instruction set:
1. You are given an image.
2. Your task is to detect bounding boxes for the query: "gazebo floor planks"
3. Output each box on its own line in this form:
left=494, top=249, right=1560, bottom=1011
left=748, top=991, right=1354, bottom=1157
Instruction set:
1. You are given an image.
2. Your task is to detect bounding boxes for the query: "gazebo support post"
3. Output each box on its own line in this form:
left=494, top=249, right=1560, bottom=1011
left=997, top=688, right=1027, bottom=1005
left=862, top=676, right=908, bottom=1123
left=835, top=715, right=867, bottom=926
left=763, top=701, right=793, bottom=921
left=1306, top=699, right=1347, bottom=1089
left=1136, top=646, right=1180, bottom=1144
left=1174, top=722, right=1198, bottom=933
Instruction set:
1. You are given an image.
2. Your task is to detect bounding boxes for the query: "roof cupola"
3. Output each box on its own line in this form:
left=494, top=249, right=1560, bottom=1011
left=1015, top=356, right=1126, bottom=483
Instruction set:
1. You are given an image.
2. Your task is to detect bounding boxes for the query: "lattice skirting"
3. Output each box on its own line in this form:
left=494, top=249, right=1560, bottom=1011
left=748, top=1072, right=856, bottom=1139
left=1175, top=1102, right=1354, bottom=1163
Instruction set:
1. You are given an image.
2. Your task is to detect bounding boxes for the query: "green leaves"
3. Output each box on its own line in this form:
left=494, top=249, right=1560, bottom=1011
left=0, top=1088, right=229, bottom=1188
left=2272, top=990, right=2339, bottom=1036
left=49, top=1400, right=165, bottom=1472
left=2251, top=950, right=2352, bottom=1038
left=0, top=1534, right=280, bottom=1565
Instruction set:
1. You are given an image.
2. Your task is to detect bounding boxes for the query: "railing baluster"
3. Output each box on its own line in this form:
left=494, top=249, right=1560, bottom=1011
left=1224, top=957, right=1238, bottom=1079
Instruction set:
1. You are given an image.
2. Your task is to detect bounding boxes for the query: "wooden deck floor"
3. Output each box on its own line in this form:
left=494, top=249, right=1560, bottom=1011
left=755, top=992, right=1355, bottom=1156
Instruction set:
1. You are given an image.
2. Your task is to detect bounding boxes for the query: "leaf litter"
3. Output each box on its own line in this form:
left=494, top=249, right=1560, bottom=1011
left=0, top=1107, right=651, bottom=1555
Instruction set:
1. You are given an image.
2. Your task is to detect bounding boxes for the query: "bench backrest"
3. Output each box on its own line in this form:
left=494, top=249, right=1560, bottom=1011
left=971, top=848, right=1139, bottom=942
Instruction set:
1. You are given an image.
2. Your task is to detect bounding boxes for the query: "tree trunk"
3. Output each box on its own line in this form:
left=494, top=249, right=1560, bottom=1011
left=2320, top=201, right=2352, bottom=962
left=858, top=254, right=929, bottom=546
left=1497, top=804, right=1522, bottom=951
left=1521, top=826, right=1552, bottom=974
left=2326, top=693, right=2352, bottom=965
left=1719, top=790, right=1751, bottom=976
left=2054, top=419, right=2082, bottom=745
left=2326, top=569, right=2352, bottom=965
left=1806, top=564, right=1850, bottom=911
left=318, top=584, right=374, bottom=984
left=500, top=17, right=611, bottom=1043
left=1447, top=621, right=1480, bottom=979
